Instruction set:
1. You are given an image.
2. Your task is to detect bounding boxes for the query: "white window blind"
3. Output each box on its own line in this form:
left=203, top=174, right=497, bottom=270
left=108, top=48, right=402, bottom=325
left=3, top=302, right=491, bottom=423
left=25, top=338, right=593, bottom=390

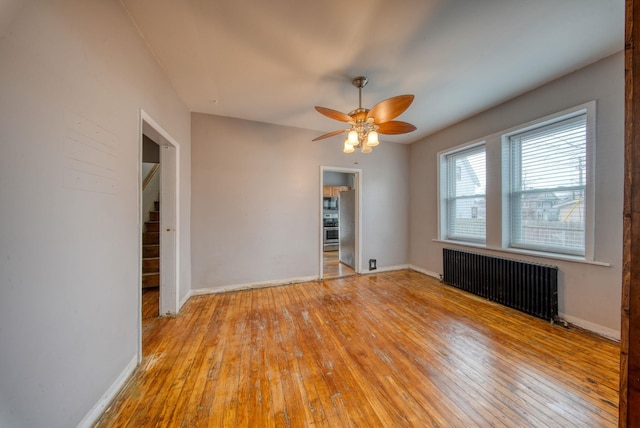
left=508, top=114, right=587, bottom=255
left=444, top=146, right=486, bottom=243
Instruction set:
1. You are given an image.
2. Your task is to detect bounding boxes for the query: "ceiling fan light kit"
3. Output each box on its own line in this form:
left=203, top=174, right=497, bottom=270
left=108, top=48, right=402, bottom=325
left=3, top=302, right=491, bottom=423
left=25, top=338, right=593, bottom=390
left=313, top=76, right=416, bottom=154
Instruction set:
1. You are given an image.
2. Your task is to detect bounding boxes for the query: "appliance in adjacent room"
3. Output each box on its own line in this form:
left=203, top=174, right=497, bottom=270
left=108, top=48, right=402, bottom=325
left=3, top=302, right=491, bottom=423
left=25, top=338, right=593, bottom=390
left=339, top=189, right=356, bottom=268
left=323, top=197, right=338, bottom=210
left=323, top=212, right=339, bottom=251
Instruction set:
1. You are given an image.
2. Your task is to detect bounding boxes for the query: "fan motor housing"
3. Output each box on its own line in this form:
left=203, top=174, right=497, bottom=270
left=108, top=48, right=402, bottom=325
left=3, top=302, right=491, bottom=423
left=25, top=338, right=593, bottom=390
left=348, top=108, right=369, bottom=121
left=352, top=76, right=368, bottom=89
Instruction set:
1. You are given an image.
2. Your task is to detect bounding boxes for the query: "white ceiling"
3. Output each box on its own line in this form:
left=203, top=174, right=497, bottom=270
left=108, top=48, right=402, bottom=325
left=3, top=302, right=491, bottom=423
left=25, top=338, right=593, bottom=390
left=122, top=0, right=624, bottom=145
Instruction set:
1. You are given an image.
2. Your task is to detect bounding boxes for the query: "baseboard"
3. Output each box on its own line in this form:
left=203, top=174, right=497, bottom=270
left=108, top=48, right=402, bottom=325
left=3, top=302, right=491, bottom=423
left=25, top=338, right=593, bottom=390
left=408, top=264, right=441, bottom=279
left=77, top=355, right=137, bottom=428
left=559, top=313, right=620, bottom=341
left=179, top=290, right=191, bottom=309
left=190, top=266, right=419, bottom=296
left=190, top=265, right=439, bottom=296
left=191, top=267, right=422, bottom=295
left=361, top=264, right=410, bottom=274
left=191, top=275, right=319, bottom=296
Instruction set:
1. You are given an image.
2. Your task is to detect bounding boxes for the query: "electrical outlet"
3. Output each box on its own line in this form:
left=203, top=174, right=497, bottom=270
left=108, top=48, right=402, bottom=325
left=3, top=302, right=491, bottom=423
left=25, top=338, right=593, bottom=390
left=369, top=259, right=377, bottom=270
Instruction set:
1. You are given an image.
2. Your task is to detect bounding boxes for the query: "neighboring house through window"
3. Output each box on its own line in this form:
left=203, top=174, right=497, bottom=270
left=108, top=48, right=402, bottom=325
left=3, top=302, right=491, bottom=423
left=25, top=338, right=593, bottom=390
left=505, top=109, right=590, bottom=256
left=439, top=144, right=486, bottom=243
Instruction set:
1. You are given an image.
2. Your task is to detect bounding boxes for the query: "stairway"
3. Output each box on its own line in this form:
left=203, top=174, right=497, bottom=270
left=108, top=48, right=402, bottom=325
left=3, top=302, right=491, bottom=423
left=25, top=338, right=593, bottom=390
left=142, top=201, right=160, bottom=288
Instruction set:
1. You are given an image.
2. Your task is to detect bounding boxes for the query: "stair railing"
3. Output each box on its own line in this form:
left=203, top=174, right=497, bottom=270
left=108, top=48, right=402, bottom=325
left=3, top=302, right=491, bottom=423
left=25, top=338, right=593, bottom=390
left=142, top=163, right=160, bottom=191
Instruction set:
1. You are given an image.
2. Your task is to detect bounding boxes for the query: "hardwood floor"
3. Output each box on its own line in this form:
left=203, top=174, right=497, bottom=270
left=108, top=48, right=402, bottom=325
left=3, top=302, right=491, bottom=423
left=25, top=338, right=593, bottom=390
left=323, top=250, right=356, bottom=279
left=98, top=270, right=619, bottom=427
left=141, top=287, right=159, bottom=320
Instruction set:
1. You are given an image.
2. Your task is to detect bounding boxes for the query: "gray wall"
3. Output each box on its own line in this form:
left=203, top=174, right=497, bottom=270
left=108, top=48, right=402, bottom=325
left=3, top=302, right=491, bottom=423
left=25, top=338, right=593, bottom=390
left=409, top=52, right=624, bottom=336
left=142, top=134, right=160, bottom=163
left=323, top=171, right=353, bottom=187
left=191, top=113, right=410, bottom=289
left=0, top=1, right=191, bottom=426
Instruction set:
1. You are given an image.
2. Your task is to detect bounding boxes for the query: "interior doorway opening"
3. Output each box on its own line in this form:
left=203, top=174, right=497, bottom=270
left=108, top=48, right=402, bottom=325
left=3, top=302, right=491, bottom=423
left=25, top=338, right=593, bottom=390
left=320, top=167, right=362, bottom=279
left=141, top=133, right=161, bottom=322
left=139, top=111, right=180, bottom=360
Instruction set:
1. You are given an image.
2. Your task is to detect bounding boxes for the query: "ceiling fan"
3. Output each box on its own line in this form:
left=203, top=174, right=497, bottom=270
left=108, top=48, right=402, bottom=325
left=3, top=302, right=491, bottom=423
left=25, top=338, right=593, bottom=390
left=313, top=76, right=416, bottom=153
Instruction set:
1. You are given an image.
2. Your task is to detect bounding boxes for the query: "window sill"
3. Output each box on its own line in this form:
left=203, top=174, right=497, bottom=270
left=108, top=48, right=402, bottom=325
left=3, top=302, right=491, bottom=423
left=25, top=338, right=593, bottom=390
left=432, top=239, right=611, bottom=267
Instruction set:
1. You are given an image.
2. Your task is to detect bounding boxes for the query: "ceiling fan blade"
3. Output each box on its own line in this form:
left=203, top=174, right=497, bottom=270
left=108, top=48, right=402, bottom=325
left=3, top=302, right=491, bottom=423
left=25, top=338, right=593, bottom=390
left=376, top=121, right=417, bottom=135
left=366, top=95, right=414, bottom=124
left=312, top=129, right=347, bottom=141
left=314, top=106, right=353, bottom=122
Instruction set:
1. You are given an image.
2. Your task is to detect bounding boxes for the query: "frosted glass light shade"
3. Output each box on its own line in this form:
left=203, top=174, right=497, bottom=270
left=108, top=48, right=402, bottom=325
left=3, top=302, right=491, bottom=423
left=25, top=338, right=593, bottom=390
left=343, top=141, right=354, bottom=153
left=367, top=131, right=379, bottom=146
left=361, top=145, right=372, bottom=154
left=348, top=130, right=359, bottom=144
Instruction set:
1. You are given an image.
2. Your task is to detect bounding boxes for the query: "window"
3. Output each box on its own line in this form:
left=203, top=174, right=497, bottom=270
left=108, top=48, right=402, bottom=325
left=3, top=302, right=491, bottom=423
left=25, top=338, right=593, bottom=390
left=437, top=102, right=594, bottom=261
left=440, top=145, right=486, bottom=243
left=506, top=112, right=588, bottom=256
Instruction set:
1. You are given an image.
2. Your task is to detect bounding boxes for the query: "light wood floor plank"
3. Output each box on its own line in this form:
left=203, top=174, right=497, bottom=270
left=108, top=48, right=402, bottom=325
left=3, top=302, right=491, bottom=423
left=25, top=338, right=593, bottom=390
left=97, top=270, right=619, bottom=427
left=323, top=251, right=355, bottom=279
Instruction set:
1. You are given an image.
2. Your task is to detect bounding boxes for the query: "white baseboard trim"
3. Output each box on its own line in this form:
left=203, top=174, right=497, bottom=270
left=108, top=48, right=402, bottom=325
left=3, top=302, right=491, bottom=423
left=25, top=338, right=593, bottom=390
left=77, top=355, right=137, bottom=428
left=189, top=266, right=420, bottom=297
left=559, top=313, right=620, bottom=341
left=191, top=275, right=319, bottom=296
left=191, top=267, right=423, bottom=297
left=361, top=264, right=410, bottom=275
left=408, top=265, right=441, bottom=279
left=179, top=290, right=191, bottom=309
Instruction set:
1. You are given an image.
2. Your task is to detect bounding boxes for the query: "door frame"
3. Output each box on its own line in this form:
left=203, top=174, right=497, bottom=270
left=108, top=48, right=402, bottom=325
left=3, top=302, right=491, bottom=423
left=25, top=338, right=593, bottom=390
left=319, top=166, right=362, bottom=278
left=138, top=110, right=180, bottom=360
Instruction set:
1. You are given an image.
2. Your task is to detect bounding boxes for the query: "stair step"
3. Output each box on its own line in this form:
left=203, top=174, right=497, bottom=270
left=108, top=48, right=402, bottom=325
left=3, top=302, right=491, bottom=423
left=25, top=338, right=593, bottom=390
left=143, top=202, right=161, bottom=290
left=143, top=232, right=160, bottom=245
left=143, top=245, right=160, bottom=258
left=142, top=272, right=159, bottom=288
left=142, top=257, right=160, bottom=273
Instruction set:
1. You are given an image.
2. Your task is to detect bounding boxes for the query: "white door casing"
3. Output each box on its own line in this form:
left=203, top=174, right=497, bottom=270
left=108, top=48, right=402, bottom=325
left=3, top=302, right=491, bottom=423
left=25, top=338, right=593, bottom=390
left=139, top=110, right=180, bottom=360
left=319, top=166, right=362, bottom=278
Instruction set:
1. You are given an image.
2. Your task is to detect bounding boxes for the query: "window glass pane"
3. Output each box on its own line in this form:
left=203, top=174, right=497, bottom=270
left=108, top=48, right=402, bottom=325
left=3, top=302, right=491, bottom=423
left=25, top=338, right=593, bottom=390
left=509, top=114, right=586, bottom=255
left=446, top=147, right=486, bottom=242
left=511, top=189, right=585, bottom=254
left=448, top=196, right=486, bottom=240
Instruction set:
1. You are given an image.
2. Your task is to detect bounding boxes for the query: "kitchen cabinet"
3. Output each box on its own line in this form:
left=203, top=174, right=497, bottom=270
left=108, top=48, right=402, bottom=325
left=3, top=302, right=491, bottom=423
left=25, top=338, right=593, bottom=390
left=324, top=186, right=351, bottom=198
left=332, top=186, right=346, bottom=197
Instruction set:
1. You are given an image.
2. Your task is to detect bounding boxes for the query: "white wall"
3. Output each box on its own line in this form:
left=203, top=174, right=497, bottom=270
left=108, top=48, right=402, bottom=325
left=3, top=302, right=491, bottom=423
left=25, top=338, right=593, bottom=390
left=409, top=52, right=624, bottom=337
left=191, top=113, right=409, bottom=290
left=0, top=1, right=191, bottom=427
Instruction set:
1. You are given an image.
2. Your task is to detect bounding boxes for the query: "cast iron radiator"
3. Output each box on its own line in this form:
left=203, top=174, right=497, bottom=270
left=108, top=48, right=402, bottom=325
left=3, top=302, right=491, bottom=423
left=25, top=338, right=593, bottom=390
left=442, top=248, right=558, bottom=322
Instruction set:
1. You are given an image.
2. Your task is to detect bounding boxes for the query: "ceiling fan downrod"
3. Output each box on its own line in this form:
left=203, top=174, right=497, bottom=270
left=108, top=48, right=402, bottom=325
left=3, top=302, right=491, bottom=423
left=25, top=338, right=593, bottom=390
left=346, top=76, right=376, bottom=149
left=352, top=76, right=368, bottom=109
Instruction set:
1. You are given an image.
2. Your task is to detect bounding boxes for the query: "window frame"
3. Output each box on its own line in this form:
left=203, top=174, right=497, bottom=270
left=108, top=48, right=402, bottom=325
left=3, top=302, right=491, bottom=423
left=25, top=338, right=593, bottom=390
left=438, top=141, right=487, bottom=245
left=501, top=101, right=596, bottom=260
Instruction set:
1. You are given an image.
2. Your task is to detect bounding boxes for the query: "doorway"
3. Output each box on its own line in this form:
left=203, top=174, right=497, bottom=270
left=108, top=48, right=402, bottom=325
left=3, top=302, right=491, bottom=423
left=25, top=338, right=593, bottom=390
left=141, top=133, right=160, bottom=322
left=139, top=110, right=180, bottom=360
left=320, top=167, right=362, bottom=279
